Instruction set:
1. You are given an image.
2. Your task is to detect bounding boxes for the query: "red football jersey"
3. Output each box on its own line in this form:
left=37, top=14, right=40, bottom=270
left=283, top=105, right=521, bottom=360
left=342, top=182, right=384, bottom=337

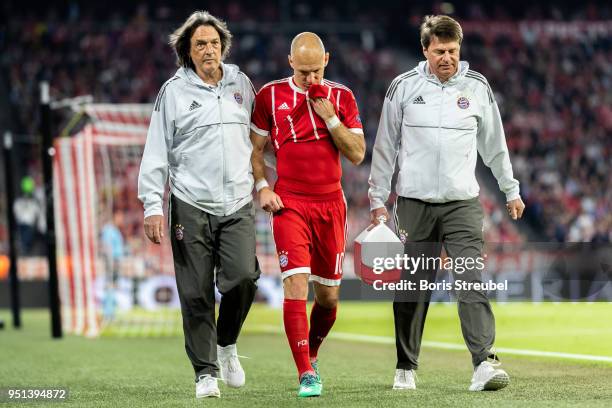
left=251, top=77, right=363, bottom=196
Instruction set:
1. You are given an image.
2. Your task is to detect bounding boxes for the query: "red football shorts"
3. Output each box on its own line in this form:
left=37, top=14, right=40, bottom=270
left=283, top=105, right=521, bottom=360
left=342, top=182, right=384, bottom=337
left=272, top=194, right=347, bottom=286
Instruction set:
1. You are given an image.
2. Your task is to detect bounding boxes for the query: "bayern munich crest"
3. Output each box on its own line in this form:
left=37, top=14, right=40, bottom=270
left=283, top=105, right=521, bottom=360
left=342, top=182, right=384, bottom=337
left=234, top=92, right=243, bottom=105
left=174, top=224, right=184, bottom=241
left=279, top=250, right=289, bottom=268
left=457, top=96, right=470, bottom=109
left=398, top=228, right=408, bottom=244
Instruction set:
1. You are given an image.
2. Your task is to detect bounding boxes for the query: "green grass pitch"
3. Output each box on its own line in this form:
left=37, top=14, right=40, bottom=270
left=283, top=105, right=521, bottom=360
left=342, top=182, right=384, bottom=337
left=1, top=302, right=611, bottom=407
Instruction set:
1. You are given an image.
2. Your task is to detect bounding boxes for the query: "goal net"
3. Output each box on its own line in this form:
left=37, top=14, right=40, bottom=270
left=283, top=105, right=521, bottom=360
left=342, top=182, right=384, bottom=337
left=54, top=104, right=179, bottom=337
left=54, top=104, right=285, bottom=337
left=54, top=104, right=282, bottom=337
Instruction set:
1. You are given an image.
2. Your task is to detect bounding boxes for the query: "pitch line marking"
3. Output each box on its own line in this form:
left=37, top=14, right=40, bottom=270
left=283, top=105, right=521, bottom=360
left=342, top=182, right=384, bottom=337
left=250, top=324, right=612, bottom=363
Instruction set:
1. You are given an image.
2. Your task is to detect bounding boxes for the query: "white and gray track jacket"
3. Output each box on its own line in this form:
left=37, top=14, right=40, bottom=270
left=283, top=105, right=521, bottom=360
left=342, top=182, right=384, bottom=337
left=138, top=64, right=256, bottom=217
left=368, top=61, right=520, bottom=210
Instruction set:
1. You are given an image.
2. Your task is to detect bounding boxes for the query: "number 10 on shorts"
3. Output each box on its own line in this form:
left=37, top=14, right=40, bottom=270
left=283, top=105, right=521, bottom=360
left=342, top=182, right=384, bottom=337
left=335, top=252, right=345, bottom=275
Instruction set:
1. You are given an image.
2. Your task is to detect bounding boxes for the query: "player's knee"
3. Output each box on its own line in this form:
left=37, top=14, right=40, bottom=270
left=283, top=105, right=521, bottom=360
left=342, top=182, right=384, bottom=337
left=315, top=293, right=338, bottom=309
left=283, top=274, right=309, bottom=300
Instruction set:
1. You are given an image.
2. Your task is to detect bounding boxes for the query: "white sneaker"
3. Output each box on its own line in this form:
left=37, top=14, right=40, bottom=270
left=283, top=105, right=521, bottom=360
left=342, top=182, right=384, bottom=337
left=196, top=374, right=220, bottom=398
left=218, top=344, right=245, bottom=388
left=469, top=361, right=510, bottom=391
left=392, top=369, right=416, bottom=390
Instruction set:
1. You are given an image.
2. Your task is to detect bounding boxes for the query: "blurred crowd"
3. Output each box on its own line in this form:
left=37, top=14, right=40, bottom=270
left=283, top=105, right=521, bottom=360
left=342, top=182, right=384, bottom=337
left=460, top=23, right=611, bottom=242
left=0, top=1, right=610, bottom=263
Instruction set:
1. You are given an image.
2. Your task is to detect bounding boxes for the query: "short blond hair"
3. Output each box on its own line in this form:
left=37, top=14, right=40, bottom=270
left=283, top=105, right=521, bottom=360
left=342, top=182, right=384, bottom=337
left=420, top=15, right=463, bottom=49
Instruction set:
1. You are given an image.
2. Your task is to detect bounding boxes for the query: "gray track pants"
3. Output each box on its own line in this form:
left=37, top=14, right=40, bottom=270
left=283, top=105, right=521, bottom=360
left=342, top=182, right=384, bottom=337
left=170, top=196, right=260, bottom=380
left=393, top=196, right=496, bottom=369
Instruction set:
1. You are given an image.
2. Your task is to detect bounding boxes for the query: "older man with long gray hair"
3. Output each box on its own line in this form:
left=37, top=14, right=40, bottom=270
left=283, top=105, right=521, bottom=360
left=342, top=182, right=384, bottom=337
left=138, top=10, right=260, bottom=399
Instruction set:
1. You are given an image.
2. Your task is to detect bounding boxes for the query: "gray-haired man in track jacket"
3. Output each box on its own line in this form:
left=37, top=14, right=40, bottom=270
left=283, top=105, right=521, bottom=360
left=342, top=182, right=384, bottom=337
left=368, top=15, right=525, bottom=392
left=138, top=11, right=259, bottom=399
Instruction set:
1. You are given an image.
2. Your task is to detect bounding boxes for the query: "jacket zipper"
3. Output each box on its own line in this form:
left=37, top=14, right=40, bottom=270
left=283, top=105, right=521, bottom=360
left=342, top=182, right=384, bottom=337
left=436, top=85, right=445, bottom=199
left=217, top=90, right=226, bottom=215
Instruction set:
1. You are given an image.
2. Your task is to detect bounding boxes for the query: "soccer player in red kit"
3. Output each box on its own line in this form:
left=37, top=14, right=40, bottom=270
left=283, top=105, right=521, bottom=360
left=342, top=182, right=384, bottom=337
left=250, top=32, right=365, bottom=397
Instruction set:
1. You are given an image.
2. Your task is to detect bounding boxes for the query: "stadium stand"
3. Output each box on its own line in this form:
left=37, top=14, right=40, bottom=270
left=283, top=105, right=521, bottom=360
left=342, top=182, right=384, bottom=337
left=0, top=1, right=610, bottom=276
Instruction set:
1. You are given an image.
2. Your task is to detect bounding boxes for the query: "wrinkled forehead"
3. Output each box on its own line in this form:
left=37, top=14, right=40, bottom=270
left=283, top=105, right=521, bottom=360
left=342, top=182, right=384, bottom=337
left=292, top=61, right=325, bottom=73
left=427, top=35, right=461, bottom=51
left=191, top=25, right=220, bottom=43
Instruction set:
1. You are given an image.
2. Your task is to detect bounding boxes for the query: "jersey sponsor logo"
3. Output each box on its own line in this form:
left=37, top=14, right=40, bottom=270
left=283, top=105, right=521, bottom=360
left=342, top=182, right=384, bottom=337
left=188, top=100, right=201, bottom=111
left=174, top=224, right=184, bottom=241
left=277, top=102, right=290, bottom=110
left=412, top=95, right=426, bottom=104
left=279, top=250, right=289, bottom=268
left=234, top=92, right=243, bottom=105
left=457, top=96, right=470, bottom=109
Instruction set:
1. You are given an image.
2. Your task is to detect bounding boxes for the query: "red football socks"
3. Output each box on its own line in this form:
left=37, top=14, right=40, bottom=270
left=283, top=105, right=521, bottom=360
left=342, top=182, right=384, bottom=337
left=283, top=299, right=313, bottom=378
left=309, top=301, right=337, bottom=360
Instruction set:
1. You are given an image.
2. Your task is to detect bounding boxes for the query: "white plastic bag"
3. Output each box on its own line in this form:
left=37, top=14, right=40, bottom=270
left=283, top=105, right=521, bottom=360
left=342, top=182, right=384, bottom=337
left=353, top=223, right=404, bottom=285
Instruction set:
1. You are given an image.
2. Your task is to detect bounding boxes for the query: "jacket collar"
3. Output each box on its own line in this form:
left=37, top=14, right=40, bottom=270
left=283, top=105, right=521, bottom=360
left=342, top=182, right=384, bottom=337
left=417, top=60, right=469, bottom=86
left=177, top=62, right=239, bottom=89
